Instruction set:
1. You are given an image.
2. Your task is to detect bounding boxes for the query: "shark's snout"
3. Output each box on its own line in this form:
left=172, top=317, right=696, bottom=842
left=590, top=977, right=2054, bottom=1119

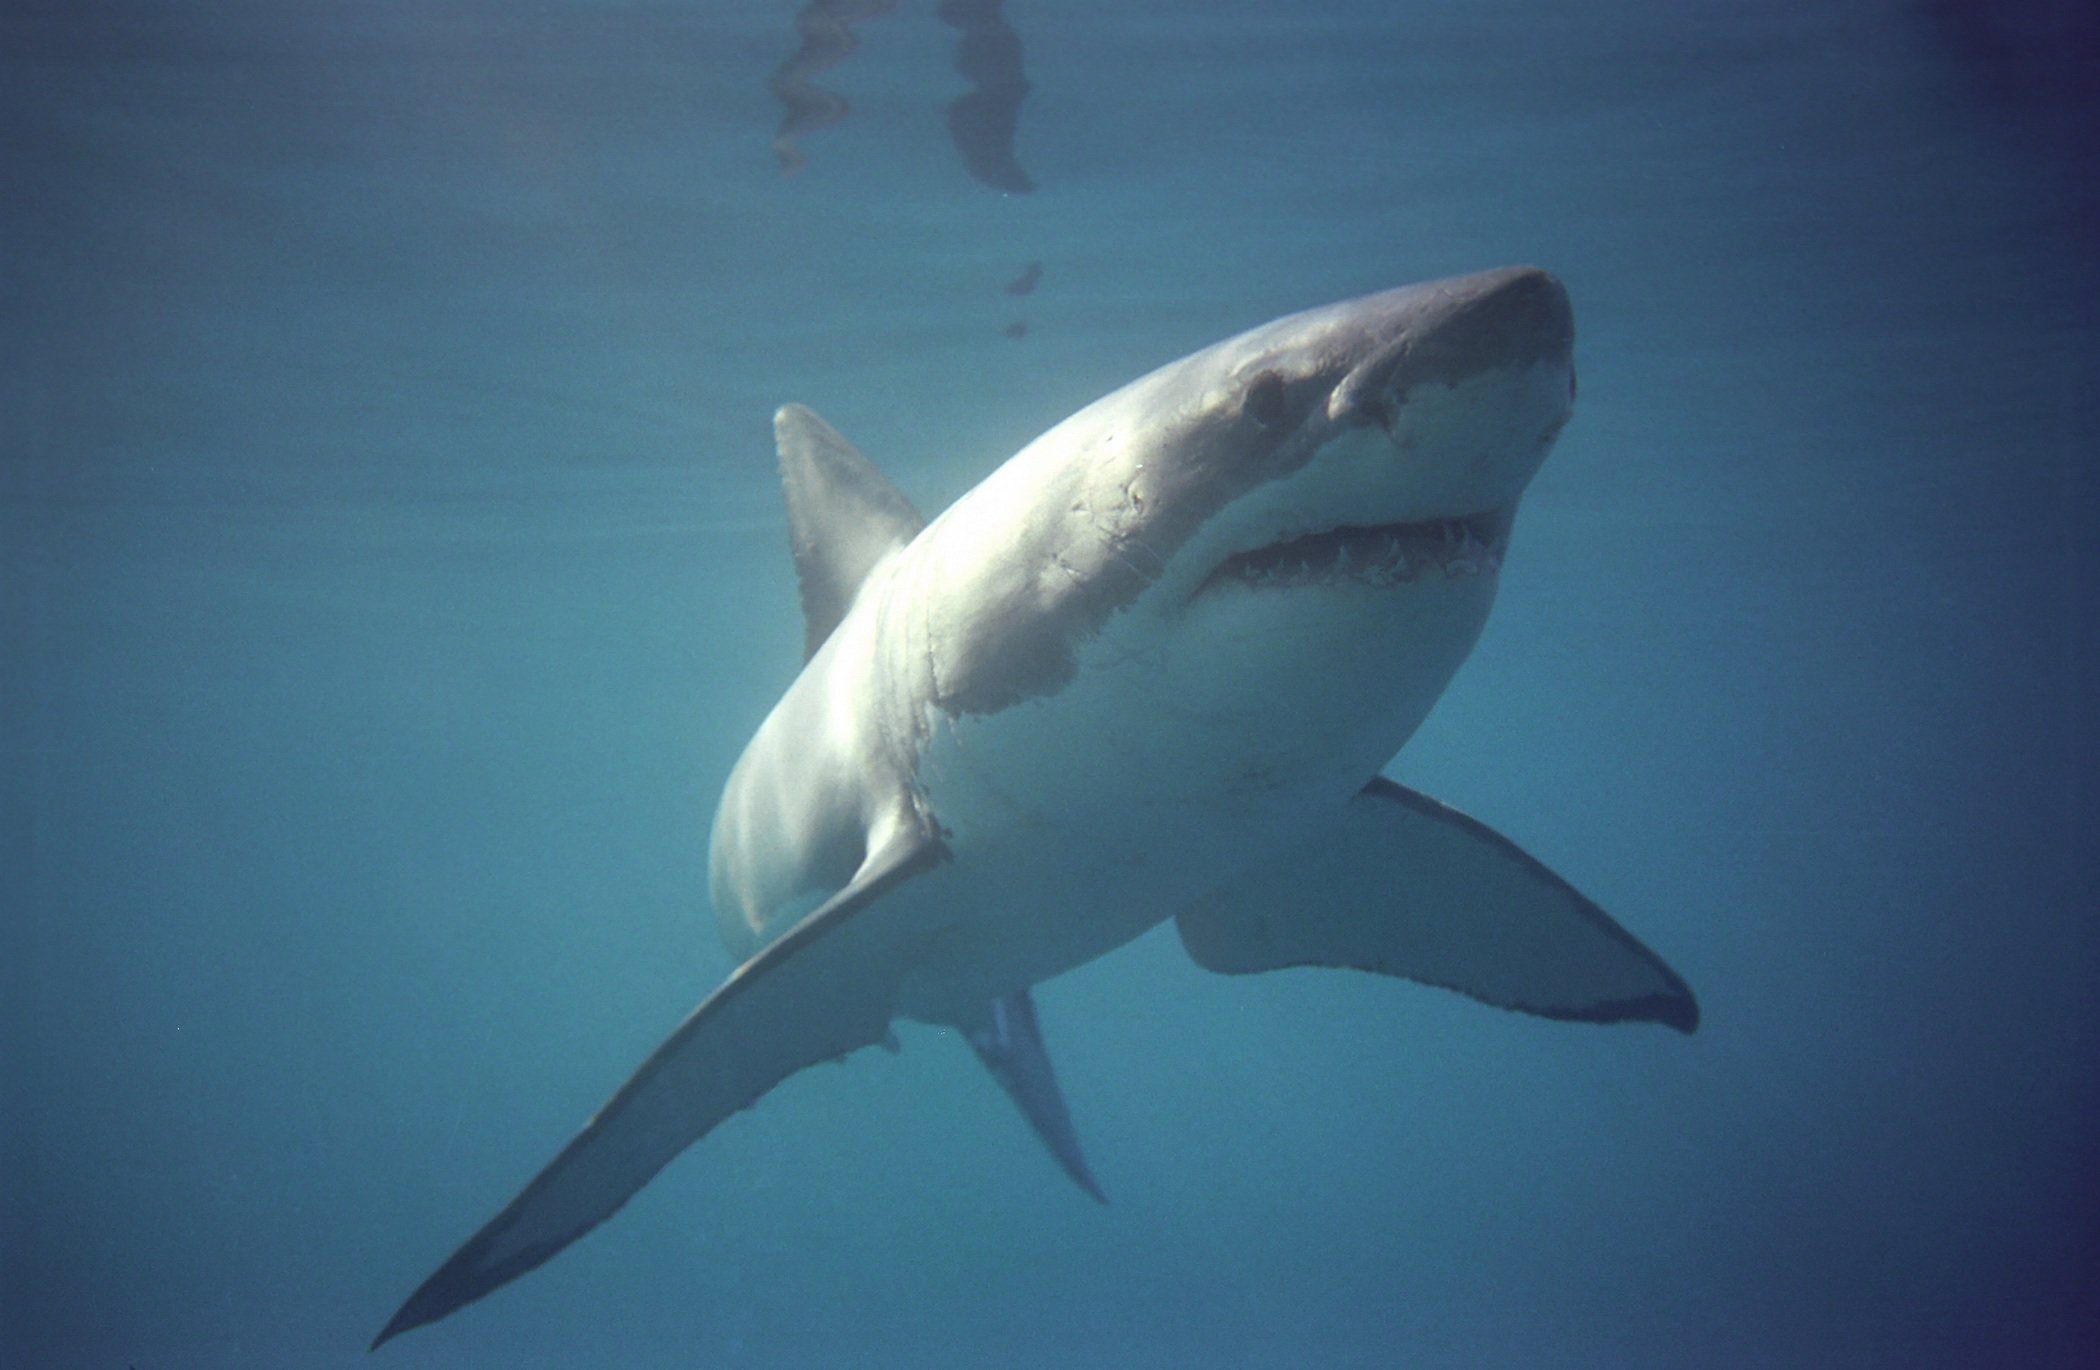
left=1333, top=266, right=1574, bottom=424
left=1435, top=267, right=1572, bottom=370
left=1401, top=266, right=1573, bottom=388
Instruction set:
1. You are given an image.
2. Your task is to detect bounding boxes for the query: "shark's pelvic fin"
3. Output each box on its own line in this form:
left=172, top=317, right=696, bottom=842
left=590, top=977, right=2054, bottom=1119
left=371, top=825, right=946, bottom=1349
left=775, top=404, right=925, bottom=661
left=958, top=989, right=1107, bottom=1204
left=1176, top=777, right=1698, bottom=1032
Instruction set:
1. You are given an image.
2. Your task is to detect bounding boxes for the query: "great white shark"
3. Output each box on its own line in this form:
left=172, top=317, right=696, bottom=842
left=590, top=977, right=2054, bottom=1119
left=373, top=265, right=1696, bottom=1348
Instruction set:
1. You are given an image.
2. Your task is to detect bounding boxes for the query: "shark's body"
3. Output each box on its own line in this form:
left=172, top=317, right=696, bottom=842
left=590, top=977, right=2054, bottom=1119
left=375, top=266, right=1696, bottom=1348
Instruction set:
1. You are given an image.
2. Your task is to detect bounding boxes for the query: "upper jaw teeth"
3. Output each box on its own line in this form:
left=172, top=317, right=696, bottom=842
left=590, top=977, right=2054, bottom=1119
left=1204, top=515, right=1508, bottom=592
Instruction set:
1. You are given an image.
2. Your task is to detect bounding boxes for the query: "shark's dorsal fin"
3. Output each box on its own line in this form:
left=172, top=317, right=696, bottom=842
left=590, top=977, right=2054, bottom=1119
left=775, top=404, right=926, bottom=661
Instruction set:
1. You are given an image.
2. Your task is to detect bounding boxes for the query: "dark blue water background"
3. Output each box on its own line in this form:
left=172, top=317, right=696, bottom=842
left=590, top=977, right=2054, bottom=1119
left=6, top=1, right=2097, bottom=1365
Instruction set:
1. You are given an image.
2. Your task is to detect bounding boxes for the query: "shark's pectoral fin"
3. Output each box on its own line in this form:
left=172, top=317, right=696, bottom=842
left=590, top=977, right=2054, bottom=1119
left=1176, top=777, right=1697, bottom=1032
left=958, top=989, right=1107, bottom=1203
left=372, top=826, right=945, bottom=1349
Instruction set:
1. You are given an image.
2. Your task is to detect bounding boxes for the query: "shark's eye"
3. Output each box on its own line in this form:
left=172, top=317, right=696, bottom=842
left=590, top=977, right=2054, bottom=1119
left=1244, top=370, right=1287, bottom=429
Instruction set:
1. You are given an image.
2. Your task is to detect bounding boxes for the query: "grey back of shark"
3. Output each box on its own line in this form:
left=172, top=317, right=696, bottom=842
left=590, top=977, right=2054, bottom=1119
left=373, top=266, right=1696, bottom=1349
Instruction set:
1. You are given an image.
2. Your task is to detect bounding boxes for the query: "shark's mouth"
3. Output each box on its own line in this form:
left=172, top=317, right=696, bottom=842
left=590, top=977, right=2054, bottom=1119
left=1201, top=510, right=1512, bottom=594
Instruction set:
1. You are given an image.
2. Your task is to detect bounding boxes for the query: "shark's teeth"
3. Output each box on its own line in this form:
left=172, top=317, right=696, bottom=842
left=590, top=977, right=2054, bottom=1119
left=1203, top=515, right=1508, bottom=593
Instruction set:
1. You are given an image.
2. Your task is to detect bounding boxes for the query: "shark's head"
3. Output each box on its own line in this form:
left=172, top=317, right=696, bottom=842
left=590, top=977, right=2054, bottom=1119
left=916, top=267, right=1576, bottom=729
left=1153, top=264, right=1574, bottom=603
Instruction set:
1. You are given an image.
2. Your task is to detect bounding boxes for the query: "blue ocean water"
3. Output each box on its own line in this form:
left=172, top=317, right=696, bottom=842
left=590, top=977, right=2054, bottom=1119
left=5, top=1, right=2096, bottom=1365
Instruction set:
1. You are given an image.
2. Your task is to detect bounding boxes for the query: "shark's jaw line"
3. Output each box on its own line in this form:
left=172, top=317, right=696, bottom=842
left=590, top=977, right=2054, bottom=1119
left=1197, top=509, right=1514, bottom=596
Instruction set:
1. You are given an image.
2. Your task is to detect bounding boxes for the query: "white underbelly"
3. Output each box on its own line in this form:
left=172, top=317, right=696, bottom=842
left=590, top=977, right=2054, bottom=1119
left=890, top=572, right=1495, bottom=1021
left=887, top=772, right=1306, bottom=1024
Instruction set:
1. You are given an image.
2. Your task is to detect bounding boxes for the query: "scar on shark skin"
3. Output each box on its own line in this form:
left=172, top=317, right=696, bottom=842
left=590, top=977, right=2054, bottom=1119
left=767, top=0, right=898, bottom=173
